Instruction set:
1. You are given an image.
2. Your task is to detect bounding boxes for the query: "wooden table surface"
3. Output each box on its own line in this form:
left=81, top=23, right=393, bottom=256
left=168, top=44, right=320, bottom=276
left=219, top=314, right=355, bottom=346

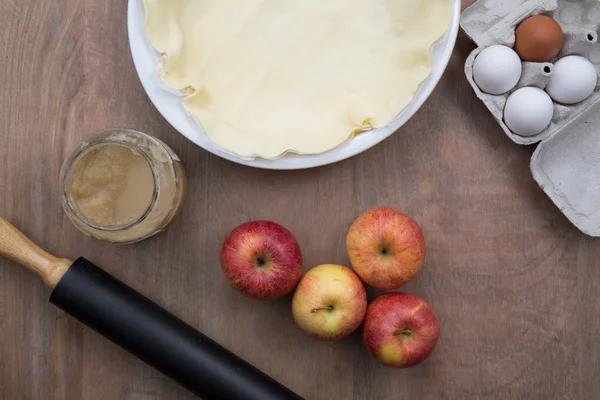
left=2, top=1, right=599, bottom=399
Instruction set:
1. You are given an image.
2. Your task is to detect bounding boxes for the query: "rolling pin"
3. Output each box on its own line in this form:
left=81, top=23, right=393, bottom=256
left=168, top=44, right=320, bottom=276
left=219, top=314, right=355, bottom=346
left=0, top=217, right=303, bottom=400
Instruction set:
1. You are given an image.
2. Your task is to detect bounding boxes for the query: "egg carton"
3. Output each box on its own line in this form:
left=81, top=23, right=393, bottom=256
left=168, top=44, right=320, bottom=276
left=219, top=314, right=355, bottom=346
left=461, top=0, right=600, bottom=236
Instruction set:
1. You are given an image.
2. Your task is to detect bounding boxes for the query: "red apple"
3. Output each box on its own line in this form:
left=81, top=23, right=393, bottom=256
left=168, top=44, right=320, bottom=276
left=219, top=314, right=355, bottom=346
left=346, top=207, right=425, bottom=290
left=292, top=264, right=367, bottom=340
left=220, top=221, right=303, bottom=299
left=362, top=293, right=440, bottom=368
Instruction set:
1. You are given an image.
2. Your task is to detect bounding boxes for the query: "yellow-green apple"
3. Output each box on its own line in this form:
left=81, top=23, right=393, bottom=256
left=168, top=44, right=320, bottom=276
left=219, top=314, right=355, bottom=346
left=220, top=221, right=303, bottom=300
left=362, top=293, right=439, bottom=368
left=346, top=207, right=425, bottom=289
left=292, top=264, right=367, bottom=340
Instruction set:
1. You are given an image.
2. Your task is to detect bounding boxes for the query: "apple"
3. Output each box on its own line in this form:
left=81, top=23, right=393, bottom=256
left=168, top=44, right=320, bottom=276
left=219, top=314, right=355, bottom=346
left=292, top=264, right=367, bottom=340
left=346, top=207, right=425, bottom=290
left=362, top=292, right=440, bottom=368
left=220, top=221, right=303, bottom=300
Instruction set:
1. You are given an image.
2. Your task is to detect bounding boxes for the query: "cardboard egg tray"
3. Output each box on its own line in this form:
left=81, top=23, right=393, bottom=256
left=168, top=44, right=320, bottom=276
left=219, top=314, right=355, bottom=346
left=461, top=0, right=600, bottom=236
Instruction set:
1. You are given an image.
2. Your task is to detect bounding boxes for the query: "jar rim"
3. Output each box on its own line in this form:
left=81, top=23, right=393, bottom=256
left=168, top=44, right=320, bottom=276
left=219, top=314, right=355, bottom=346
left=59, top=129, right=166, bottom=233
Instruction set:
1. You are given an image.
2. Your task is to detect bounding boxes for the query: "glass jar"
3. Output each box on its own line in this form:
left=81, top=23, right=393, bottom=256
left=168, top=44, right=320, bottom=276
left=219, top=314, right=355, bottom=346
left=60, top=129, right=187, bottom=244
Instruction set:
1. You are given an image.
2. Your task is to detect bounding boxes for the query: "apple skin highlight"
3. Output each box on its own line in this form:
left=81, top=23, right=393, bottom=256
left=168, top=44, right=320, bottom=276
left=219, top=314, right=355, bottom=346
left=292, top=264, right=367, bottom=341
left=362, top=293, right=440, bottom=368
left=346, top=207, right=426, bottom=290
left=220, top=221, right=303, bottom=300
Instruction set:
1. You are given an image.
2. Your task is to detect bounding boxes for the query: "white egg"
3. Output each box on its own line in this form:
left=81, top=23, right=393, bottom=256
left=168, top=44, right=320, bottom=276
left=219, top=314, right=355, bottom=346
left=473, top=45, right=523, bottom=95
left=504, top=87, right=554, bottom=137
left=545, top=56, right=598, bottom=104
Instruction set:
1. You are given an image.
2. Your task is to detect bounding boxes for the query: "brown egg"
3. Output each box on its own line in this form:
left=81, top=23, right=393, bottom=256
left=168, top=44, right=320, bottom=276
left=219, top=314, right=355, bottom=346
left=515, top=15, right=564, bottom=62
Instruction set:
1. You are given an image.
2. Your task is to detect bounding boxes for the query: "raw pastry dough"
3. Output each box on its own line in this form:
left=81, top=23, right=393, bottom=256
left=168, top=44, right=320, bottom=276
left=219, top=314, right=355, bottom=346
left=144, top=0, right=451, bottom=158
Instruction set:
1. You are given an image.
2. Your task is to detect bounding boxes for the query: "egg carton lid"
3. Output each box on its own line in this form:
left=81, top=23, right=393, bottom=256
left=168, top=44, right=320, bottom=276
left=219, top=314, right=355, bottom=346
left=531, top=101, right=600, bottom=236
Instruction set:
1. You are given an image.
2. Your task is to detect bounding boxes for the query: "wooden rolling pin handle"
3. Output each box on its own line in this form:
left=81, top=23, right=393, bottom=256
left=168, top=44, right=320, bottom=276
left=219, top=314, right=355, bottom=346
left=0, top=217, right=71, bottom=288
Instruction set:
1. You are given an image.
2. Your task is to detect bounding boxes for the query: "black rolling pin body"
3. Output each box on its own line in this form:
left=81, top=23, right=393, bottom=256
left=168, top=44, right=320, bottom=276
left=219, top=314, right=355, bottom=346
left=50, top=258, right=302, bottom=400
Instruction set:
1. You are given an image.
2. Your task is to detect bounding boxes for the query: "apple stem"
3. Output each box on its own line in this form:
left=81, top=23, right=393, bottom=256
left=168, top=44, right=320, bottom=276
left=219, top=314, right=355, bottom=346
left=256, top=255, right=266, bottom=267
left=310, top=306, right=334, bottom=313
left=394, top=328, right=412, bottom=336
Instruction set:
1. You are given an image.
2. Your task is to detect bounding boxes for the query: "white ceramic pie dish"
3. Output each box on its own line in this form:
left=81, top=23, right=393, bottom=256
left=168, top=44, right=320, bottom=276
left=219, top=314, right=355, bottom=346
left=127, top=0, right=461, bottom=170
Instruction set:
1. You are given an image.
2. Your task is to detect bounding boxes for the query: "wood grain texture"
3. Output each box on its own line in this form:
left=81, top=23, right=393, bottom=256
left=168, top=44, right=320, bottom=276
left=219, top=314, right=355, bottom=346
left=1, top=0, right=599, bottom=399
